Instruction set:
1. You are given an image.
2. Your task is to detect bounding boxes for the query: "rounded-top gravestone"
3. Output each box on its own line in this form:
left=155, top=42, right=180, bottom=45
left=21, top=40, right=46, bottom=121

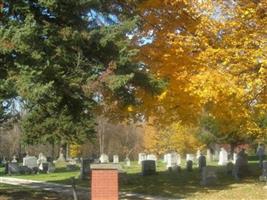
left=141, top=160, right=156, bottom=176
left=186, top=160, right=193, bottom=172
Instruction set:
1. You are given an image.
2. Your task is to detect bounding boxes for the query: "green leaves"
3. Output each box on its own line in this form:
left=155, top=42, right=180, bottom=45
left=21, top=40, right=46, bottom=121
left=0, top=0, right=161, bottom=144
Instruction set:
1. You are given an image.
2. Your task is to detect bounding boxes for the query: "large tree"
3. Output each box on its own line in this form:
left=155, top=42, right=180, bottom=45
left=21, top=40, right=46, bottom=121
left=0, top=0, right=162, bottom=144
left=134, top=0, right=267, bottom=141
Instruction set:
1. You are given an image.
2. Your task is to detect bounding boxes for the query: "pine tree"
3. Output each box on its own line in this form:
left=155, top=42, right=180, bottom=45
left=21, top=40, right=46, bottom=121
left=0, top=0, right=163, bottom=144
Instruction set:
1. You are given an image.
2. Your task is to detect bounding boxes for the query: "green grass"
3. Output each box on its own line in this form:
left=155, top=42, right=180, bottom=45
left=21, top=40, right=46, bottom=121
left=1, top=159, right=267, bottom=199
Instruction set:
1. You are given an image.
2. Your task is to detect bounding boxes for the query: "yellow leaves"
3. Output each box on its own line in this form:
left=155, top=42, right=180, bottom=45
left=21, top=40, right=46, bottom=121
left=127, top=105, right=134, bottom=112
left=136, top=0, right=267, bottom=141
left=157, top=91, right=168, bottom=101
left=144, top=121, right=203, bottom=155
left=69, top=144, right=81, bottom=158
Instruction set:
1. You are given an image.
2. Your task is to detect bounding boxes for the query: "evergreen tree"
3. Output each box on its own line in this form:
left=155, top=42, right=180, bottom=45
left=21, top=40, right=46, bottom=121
left=0, top=0, right=162, bottom=144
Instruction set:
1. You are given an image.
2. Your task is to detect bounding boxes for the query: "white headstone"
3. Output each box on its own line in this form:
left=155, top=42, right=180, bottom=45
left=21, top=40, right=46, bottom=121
left=138, top=153, right=146, bottom=164
left=57, top=147, right=65, bottom=162
left=113, top=155, right=119, bottom=164
left=163, top=154, right=168, bottom=163
left=186, top=154, right=195, bottom=162
left=166, top=152, right=181, bottom=169
left=213, top=150, right=219, bottom=161
left=11, top=155, right=17, bottom=163
left=125, top=157, right=131, bottom=167
left=176, top=153, right=181, bottom=166
left=233, top=153, right=237, bottom=164
left=99, top=153, right=109, bottom=163
left=147, top=154, right=157, bottom=161
left=218, top=148, right=228, bottom=166
left=206, top=149, right=212, bottom=162
left=196, top=149, right=201, bottom=159
left=23, top=156, right=38, bottom=169
left=37, top=153, right=47, bottom=170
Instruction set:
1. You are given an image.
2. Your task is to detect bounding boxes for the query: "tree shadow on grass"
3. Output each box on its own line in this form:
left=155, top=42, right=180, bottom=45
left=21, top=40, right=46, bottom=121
left=120, top=162, right=263, bottom=199
left=0, top=184, right=71, bottom=200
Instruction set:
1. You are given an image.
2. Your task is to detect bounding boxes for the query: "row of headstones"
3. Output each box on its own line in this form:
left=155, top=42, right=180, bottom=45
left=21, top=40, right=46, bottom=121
left=99, top=154, right=131, bottom=166
left=5, top=153, right=55, bottom=175
left=139, top=151, right=255, bottom=186
left=5, top=151, right=80, bottom=175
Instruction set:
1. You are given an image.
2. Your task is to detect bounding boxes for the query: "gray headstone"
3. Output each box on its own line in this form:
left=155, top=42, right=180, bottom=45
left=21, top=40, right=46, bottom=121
left=186, top=160, right=193, bottom=172
left=226, top=162, right=234, bottom=175
left=141, top=160, right=156, bottom=176
left=80, top=158, right=93, bottom=180
left=8, top=163, right=20, bottom=174
left=233, top=150, right=249, bottom=180
left=66, top=164, right=78, bottom=171
left=23, top=156, right=38, bottom=169
left=47, top=162, right=56, bottom=173
left=259, top=161, right=267, bottom=181
left=198, top=155, right=206, bottom=171
left=200, top=167, right=217, bottom=186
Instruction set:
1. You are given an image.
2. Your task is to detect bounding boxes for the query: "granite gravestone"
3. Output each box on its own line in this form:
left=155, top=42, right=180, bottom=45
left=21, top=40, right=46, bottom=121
left=259, top=161, right=267, bottom=181
left=47, top=162, right=56, bottom=173
left=200, top=167, right=217, bottom=186
left=198, top=155, right=206, bottom=171
left=233, top=149, right=249, bottom=180
left=226, top=162, right=234, bottom=175
left=80, top=158, right=93, bottom=180
left=8, top=163, right=20, bottom=175
left=141, top=160, right=156, bottom=176
left=186, top=160, right=193, bottom=172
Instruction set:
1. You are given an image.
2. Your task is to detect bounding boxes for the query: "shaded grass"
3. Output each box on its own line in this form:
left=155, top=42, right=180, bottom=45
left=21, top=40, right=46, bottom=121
left=0, top=183, right=72, bottom=200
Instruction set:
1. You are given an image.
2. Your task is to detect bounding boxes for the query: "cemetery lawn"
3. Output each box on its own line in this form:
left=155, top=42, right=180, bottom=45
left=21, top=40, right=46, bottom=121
left=1, top=159, right=267, bottom=199
left=0, top=183, right=72, bottom=200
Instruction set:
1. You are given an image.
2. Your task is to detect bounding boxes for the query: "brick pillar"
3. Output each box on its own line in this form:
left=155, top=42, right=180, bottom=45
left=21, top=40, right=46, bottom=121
left=90, top=164, right=119, bottom=200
